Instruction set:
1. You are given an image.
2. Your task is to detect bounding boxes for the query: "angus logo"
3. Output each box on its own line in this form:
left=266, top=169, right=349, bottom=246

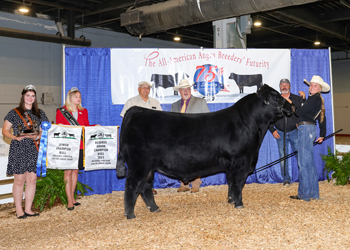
left=193, top=64, right=224, bottom=101
left=52, top=130, right=76, bottom=139
left=89, top=131, right=114, bottom=140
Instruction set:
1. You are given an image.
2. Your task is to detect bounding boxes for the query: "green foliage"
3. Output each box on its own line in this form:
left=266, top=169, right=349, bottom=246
left=321, top=146, right=350, bottom=186
left=30, top=169, right=93, bottom=211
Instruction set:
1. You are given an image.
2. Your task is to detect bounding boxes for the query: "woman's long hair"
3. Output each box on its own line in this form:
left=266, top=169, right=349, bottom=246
left=320, top=94, right=325, bottom=123
left=64, top=89, right=84, bottom=112
left=17, top=89, right=41, bottom=118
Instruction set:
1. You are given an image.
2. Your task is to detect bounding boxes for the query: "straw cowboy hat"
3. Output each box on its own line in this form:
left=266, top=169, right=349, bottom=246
left=173, top=79, right=194, bottom=91
left=303, top=75, right=330, bottom=92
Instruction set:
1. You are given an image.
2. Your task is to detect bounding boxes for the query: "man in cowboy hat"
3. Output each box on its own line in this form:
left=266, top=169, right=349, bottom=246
left=171, top=79, right=210, bottom=193
left=268, top=78, right=305, bottom=186
left=120, top=81, right=162, bottom=194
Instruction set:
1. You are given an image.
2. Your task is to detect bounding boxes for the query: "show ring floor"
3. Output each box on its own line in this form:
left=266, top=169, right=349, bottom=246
left=1, top=181, right=350, bottom=249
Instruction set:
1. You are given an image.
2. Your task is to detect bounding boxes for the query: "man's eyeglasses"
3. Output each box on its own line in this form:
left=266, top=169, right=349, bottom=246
left=140, top=86, right=151, bottom=90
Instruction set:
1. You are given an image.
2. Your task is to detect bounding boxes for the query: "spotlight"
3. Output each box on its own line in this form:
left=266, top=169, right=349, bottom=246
left=314, top=40, right=321, bottom=45
left=18, top=6, right=29, bottom=13
left=174, top=36, right=181, bottom=41
left=253, top=19, right=261, bottom=27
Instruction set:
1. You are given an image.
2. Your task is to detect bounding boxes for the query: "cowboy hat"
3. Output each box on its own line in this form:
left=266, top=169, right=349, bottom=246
left=303, top=75, right=330, bottom=93
left=173, top=79, right=194, bottom=91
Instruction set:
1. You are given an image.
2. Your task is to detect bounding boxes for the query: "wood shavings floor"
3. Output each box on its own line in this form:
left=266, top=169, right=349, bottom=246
left=1, top=180, right=350, bottom=249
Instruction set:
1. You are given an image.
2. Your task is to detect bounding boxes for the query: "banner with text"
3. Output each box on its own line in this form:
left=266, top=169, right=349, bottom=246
left=84, top=126, right=118, bottom=171
left=111, top=48, right=290, bottom=104
left=47, top=125, right=82, bottom=170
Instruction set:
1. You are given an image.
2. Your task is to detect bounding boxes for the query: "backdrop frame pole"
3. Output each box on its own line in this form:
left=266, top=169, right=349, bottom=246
left=329, top=47, right=336, bottom=154
left=62, top=44, right=66, bottom=105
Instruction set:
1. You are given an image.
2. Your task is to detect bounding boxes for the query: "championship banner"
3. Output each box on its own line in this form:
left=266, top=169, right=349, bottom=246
left=111, top=48, right=290, bottom=104
left=47, top=125, right=82, bottom=170
left=84, top=126, right=118, bottom=171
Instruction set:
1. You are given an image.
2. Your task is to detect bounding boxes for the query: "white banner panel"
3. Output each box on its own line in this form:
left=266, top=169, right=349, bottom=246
left=84, top=126, right=118, bottom=171
left=111, top=48, right=290, bottom=104
left=47, top=125, right=82, bottom=170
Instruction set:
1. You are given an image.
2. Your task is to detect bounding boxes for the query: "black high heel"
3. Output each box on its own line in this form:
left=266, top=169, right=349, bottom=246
left=73, top=202, right=81, bottom=206
left=67, top=206, right=74, bottom=210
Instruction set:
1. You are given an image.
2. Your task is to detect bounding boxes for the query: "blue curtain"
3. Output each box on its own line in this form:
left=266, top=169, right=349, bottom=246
left=64, top=48, right=333, bottom=195
left=290, top=49, right=334, bottom=181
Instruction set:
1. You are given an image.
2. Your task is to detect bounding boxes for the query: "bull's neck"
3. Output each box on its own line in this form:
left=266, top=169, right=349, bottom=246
left=245, top=97, right=275, bottom=139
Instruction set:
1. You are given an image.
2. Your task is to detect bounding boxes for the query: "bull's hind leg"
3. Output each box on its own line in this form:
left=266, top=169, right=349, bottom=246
left=140, top=185, right=160, bottom=213
left=124, top=176, right=141, bottom=219
left=140, top=171, right=160, bottom=213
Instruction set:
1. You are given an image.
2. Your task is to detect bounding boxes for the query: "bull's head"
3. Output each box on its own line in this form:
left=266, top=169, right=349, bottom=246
left=257, top=84, right=295, bottom=118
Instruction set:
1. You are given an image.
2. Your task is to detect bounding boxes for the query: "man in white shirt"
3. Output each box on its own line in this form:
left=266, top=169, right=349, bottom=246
left=120, top=81, right=162, bottom=118
left=120, top=81, right=162, bottom=194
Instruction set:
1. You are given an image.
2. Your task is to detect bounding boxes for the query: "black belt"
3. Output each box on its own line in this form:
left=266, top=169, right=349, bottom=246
left=298, top=121, right=315, bottom=126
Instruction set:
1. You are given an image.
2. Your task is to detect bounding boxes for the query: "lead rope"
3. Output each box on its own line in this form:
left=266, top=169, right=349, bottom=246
left=251, top=129, right=343, bottom=175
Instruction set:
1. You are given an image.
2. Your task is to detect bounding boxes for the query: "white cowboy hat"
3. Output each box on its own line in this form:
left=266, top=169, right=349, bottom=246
left=303, top=75, right=330, bottom=93
left=138, top=81, right=152, bottom=87
left=173, top=79, right=194, bottom=91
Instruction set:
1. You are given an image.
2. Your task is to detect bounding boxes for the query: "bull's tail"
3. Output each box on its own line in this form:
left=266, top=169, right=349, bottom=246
left=116, top=152, right=127, bottom=178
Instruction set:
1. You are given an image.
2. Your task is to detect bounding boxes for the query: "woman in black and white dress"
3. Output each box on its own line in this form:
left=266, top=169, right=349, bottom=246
left=2, top=85, right=49, bottom=219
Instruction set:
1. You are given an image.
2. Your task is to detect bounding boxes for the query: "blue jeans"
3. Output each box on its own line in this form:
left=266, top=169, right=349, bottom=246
left=276, top=129, right=298, bottom=183
left=297, top=124, right=319, bottom=201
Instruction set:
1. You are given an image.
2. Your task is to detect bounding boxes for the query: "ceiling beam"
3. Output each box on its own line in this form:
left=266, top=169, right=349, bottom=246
left=0, top=26, right=91, bottom=46
left=320, top=8, right=350, bottom=22
left=76, top=0, right=151, bottom=19
left=23, top=0, right=85, bottom=12
left=76, top=17, right=120, bottom=29
left=268, top=7, right=350, bottom=42
left=250, top=24, right=345, bottom=51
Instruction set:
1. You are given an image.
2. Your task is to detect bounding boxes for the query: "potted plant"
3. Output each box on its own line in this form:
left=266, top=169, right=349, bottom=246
left=321, top=146, right=350, bottom=185
left=27, top=169, right=93, bottom=211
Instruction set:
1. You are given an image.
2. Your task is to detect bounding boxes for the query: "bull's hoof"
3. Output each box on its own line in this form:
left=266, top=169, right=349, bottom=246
left=126, top=213, right=136, bottom=219
left=151, top=208, right=161, bottom=213
left=235, top=205, right=245, bottom=209
left=150, top=206, right=160, bottom=213
left=228, top=199, right=235, bottom=204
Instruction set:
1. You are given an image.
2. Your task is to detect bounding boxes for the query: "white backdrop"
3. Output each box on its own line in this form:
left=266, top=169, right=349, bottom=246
left=111, top=48, right=290, bottom=104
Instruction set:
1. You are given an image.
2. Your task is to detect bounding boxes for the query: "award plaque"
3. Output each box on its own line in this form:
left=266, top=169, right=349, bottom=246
left=17, top=122, right=39, bottom=137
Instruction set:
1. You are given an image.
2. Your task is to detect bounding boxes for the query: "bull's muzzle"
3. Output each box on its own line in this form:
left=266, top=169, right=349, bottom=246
left=281, top=101, right=295, bottom=117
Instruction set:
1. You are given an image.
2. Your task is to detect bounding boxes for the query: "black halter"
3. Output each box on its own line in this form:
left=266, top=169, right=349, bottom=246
left=255, top=92, right=286, bottom=115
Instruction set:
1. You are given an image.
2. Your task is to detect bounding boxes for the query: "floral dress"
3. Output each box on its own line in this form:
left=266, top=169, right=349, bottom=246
left=4, top=109, right=49, bottom=175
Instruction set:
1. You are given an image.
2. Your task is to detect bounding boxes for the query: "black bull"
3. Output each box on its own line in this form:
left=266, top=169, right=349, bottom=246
left=117, top=85, right=295, bottom=219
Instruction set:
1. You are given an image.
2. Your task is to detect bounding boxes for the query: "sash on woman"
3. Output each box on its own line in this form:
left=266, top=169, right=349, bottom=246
left=57, top=107, right=80, bottom=126
left=14, top=108, right=40, bottom=151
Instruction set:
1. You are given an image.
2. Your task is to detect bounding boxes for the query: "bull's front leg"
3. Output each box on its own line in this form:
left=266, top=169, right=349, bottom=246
left=226, top=171, right=235, bottom=204
left=232, top=174, right=248, bottom=208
